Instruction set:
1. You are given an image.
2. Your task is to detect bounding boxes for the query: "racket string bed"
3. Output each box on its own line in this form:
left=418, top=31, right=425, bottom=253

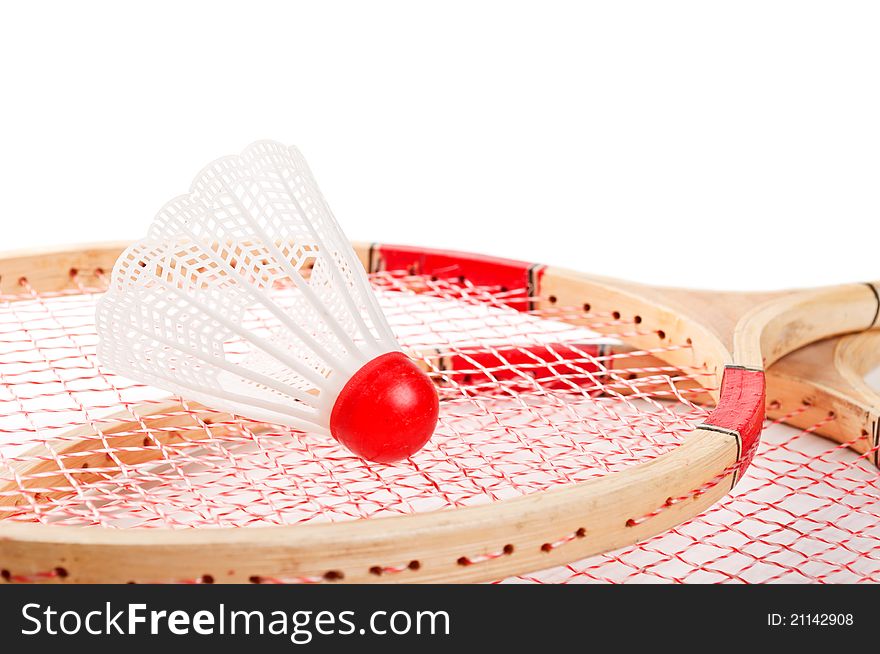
left=0, top=267, right=878, bottom=583
left=522, top=411, right=880, bottom=584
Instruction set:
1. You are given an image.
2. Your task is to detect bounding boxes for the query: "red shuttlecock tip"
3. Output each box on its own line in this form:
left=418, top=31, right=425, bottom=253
left=329, top=352, right=440, bottom=463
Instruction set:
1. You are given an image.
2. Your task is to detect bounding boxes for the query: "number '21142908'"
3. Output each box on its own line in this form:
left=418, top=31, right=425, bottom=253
left=768, top=613, right=853, bottom=627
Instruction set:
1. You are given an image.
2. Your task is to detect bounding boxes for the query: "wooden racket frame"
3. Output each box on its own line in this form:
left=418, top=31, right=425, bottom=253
left=765, top=330, right=880, bottom=466
left=0, top=241, right=876, bottom=583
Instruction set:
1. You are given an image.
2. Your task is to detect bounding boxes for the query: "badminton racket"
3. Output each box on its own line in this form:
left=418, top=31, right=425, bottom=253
left=0, top=242, right=876, bottom=583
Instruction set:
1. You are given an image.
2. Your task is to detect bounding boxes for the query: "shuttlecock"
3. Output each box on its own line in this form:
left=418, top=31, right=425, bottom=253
left=95, top=141, right=439, bottom=462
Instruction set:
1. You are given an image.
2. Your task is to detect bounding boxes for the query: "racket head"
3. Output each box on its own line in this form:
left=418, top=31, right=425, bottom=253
left=0, top=242, right=876, bottom=583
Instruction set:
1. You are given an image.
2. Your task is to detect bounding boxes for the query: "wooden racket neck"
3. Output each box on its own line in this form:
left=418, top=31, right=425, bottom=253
left=766, top=332, right=880, bottom=466
left=563, top=274, right=880, bottom=367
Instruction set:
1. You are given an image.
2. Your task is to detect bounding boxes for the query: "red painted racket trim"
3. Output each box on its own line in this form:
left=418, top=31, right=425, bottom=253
left=702, top=366, right=766, bottom=462
left=438, top=342, right=607, bottom=387
left=369, top=243, right=544, bottom=309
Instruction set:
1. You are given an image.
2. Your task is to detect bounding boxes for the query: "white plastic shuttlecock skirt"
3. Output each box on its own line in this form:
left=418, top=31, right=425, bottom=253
left=95, top=141, right=438, bottom=462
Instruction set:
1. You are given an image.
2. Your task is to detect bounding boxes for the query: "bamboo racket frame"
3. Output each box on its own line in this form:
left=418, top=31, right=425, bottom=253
left=0, top=242, right=877, bottom=583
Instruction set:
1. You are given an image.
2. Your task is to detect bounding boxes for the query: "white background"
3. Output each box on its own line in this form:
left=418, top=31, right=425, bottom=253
left=1, top=1, right=877, bottom=289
